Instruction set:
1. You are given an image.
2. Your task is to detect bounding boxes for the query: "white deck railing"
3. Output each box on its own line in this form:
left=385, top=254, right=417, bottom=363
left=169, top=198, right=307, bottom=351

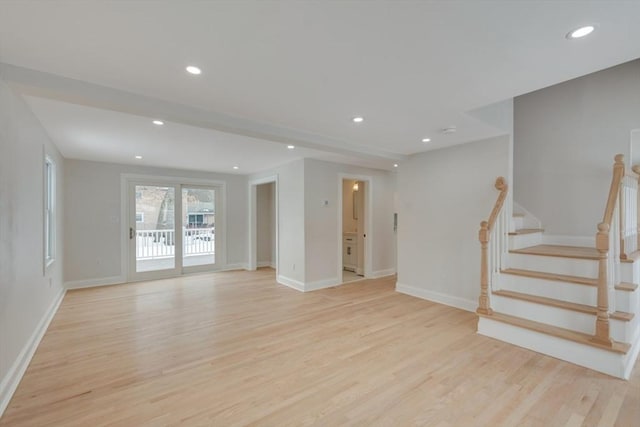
left=136, top=228, right=214, bottom=260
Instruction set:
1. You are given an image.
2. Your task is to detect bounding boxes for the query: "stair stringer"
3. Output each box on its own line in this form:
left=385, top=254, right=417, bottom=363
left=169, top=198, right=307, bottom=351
left=512, top=201, right=542, bottom=230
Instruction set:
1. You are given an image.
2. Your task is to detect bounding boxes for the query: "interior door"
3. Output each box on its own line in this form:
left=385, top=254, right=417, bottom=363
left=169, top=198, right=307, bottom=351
left=129, top=182, right=181, bottom=280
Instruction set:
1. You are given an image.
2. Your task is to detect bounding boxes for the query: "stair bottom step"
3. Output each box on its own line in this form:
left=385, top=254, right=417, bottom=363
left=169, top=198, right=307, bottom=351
left=477, top=313, right=637, bottom=379
left=478, top=312, right=630, bottom=354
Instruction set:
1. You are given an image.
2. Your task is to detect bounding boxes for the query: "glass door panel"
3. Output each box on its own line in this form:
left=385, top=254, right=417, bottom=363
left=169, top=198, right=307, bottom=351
left=133, top=185, right=177, bottom=273
left=182, top=187, right=216, bottom=268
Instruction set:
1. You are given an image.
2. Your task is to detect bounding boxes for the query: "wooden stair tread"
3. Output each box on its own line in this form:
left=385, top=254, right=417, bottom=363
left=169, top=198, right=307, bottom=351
left=616, top=282, right=638, bottom=292
left=492, top=290, right=634, bottom=321
left=508, top=228, right=544, bottom=236
left=502, top=269, right=633, bottom=292
left=501, top=268, right=597, bottom=287
left=612, top=311, right=635, bottom=321
left=510, top=244, right=600, bottom=260
left=621, top=250, right=640, bottom=263
left=478, top=312, right=631, bottom=354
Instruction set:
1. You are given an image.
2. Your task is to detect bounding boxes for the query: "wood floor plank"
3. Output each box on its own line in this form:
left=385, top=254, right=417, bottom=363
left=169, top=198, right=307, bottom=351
left=0, top=269, right=638, bottom=426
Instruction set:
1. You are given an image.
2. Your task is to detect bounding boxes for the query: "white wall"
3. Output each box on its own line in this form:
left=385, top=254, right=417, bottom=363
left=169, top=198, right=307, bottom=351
left=250, top=159, right=306, bottom=285
left=64, top=159, right=248, bottom=284
left=514, top=59, right=640, bottom=236
left=396, top=135, right=510, bottom=310
left=0, top=77, right=65, bottom=413
left=250, top=158, right=396, bottom=289
left=630, top=129, right=640, bottom=167
left=256, top=182, right=275, bottom=267
left=304, top=158, right=396, bottom=285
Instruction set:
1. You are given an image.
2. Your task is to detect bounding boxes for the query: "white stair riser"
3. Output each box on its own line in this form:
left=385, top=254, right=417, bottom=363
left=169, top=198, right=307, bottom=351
left=508, top=253, right=598, bottom=278
left=491, top=294, right=631, bottom=342
left=615, top=289, right=638, bottom=313
left=477, top=317, right=633, bottom=379
left=498, top=274, right=634, bottom=311
left=620, top=263, right=635, bottom=283
left=624, top=262, right=639, bottom=283
left=512, top=216, right=524, bottom=230
left=509, top=233, right=543, bottom=250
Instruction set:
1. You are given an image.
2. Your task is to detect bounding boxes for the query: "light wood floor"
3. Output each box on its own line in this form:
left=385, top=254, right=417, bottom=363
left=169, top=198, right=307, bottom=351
left=1, top=269, right=638, bottom=426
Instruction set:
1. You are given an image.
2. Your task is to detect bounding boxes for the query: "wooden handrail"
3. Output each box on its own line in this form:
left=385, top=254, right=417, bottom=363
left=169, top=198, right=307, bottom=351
left=602, top=155, right=625, bottom=225
left=487, top=177, right=508, bottom=231
left=593, top=154, right=625, bottom=346
left=477, top=177, right=508, bottom=315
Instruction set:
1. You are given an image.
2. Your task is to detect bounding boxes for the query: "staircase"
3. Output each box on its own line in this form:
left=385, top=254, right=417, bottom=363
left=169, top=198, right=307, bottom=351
left=476, top=156, right=640, bottom=379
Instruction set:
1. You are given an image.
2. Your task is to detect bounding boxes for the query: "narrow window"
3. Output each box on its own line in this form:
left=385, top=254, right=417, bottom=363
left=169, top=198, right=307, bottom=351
left=44, top=156, right=56, bottom=268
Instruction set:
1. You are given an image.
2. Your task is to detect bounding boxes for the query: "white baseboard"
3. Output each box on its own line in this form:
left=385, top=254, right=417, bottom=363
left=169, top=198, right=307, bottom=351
left=305, top=277, right=340, bottom=292
left=257, top=261, right=276, bottom=269
left=0, top=288, right=66, bottom=418
left=222, top=263, right=248, bottom=271
left=65, top=275, right=125, bottom=290
left=542, top=234, right=594, bottom=247
left=277, top=275, right=340, bottom=292
left=66, top=264, right=253, bottom=290
left=370, top=268, right=396, bottom=278
left=395, top=282, right=476, bottom=312
left=277, top=275, right=305, bottom=292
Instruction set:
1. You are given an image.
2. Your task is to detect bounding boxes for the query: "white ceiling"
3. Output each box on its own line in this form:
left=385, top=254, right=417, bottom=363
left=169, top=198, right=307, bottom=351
left=23, top=95, right=380, bottom=174
left=1, top=1, right=639, bottom=173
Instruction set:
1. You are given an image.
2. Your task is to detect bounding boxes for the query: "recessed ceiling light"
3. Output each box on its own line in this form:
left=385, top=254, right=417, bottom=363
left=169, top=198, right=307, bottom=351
left=152, top=120, right=164, bottom=126
left=422, top=138, right=431, bottom=143
left=567, top=25, right=595, bottom=39
left=287, top=145, right=295, bottom=150
left=393, top=164, right=398, bottom=168
left=186, top=65, right=202, bottom=75
left=233, top=166, right=239, bottom=170
left=135, top=155, right=143, bottom=160
left=352, top=116, right=364, bottom=123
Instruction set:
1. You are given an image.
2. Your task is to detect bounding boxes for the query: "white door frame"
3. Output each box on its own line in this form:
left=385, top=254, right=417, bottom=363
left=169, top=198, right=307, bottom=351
left=248, top=175, right=279, bottom=274
left=120, top=173, right=227, bottom=282
left=337, top=174, right=373, bottom=281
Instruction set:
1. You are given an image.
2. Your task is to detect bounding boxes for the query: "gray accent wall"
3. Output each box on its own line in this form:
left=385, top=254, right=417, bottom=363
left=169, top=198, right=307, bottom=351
left=514, top=59, right=640, bottom=237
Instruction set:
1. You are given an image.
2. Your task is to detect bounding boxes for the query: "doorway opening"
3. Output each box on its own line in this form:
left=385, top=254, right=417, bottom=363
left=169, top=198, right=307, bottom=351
left=256, top=182, right=276, bottom=269
left=248, top=175, right=278, bottom=274
left=339, top=177, right=370, bottom=284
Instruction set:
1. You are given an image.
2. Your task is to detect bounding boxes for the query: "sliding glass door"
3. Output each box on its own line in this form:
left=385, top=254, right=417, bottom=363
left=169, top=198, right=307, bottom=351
left=182, top=186, right=217, bottom=272
left=128, top=180, right=221, bottom=281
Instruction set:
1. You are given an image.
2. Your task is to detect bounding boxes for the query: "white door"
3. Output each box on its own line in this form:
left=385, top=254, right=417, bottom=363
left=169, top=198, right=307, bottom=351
left=129, top=182, right=181, bottom=281
left=181, top=185, right=219, bottom=274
